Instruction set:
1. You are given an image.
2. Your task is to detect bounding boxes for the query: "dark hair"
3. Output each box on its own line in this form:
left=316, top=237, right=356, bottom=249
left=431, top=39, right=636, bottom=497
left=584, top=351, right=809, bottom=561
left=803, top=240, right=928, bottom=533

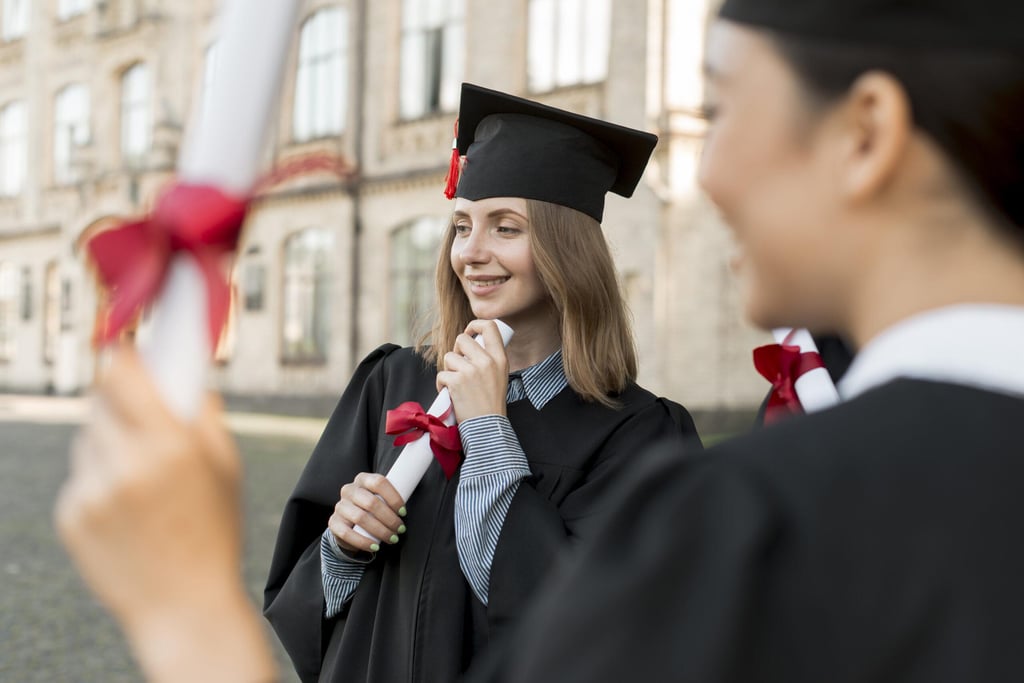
left=770, top=34, right=1024, bottom=238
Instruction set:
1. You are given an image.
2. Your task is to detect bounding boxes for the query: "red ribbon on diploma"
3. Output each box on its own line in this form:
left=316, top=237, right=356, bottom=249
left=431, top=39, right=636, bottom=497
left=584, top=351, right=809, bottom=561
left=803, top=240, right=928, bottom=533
left=85, top=183, right=248, bottom=346
left=385, top=402, right=464, bottom=479
left=753, top=343, right=826, bottom=424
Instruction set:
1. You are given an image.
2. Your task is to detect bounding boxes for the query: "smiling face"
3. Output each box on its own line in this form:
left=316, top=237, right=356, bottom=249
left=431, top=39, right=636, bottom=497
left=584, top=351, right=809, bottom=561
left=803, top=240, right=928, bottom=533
left=698, top=20, right=854, bottom=332
left=449, top=196, right=553, bottom=333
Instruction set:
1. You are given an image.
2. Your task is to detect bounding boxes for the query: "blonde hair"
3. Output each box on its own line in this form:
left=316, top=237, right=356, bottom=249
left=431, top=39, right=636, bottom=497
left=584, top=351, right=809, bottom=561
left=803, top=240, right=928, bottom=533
left=418, top=198, right=637, bottom=407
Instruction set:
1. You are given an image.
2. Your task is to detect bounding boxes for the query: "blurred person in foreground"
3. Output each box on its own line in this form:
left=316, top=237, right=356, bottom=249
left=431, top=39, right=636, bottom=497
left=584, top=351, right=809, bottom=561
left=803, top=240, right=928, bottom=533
left=469, top=0, right=1024, bottom=680
left=53, top=345, right=276, bottom=683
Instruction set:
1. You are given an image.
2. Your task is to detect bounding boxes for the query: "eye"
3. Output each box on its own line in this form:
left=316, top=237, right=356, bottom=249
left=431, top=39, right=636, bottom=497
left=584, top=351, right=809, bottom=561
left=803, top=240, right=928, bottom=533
left=454, top=223, right=471, bottom=236
left=496, top=225, right=522, bottom=235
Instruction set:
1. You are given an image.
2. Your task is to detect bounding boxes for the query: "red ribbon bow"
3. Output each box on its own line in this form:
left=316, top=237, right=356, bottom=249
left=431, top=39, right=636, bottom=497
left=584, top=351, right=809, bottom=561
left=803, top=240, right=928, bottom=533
left=385, top=402, right=464, bottom=479
left=753, top=343, right=826, bottom=424
left=85, top=183, right=248, bottom=346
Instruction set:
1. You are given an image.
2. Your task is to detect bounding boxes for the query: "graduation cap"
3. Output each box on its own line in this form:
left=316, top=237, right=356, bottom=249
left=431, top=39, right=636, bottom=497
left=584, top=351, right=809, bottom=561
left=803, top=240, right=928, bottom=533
left=444, top=83, right=658, bottom=223
left=718, top=0, right=1024, bottom=52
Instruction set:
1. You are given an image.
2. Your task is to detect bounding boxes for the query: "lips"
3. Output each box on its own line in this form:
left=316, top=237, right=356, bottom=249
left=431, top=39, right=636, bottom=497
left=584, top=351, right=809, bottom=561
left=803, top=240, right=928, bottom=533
left=464, top=275, right=510, bottom=296
left=469, top=277, right=509, bottom=287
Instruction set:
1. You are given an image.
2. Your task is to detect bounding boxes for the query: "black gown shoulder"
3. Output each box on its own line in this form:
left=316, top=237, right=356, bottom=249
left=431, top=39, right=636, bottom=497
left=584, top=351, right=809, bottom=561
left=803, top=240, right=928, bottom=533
left=472, top=380, right=1024, bottom=682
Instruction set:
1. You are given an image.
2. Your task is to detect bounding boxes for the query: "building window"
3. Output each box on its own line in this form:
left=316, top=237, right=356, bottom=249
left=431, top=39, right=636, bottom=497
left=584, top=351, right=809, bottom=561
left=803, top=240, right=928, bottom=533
left=43, top=262, right=59, bottom=364
left=390, top=217, right=442, bottom=346
left=54, top=84, right=91, bottom=185
left=120, top=63, right=151, bottom=166
left=528, top=0, right=611, bottom=92
left=281, top=228, right=333, bottom=362
left=2, top=0, right=27, bottom=40
left=57, top=0, right=90, bottom=20
left=19, top=264, right=30, bottom=321
left=0, top=100, right=25, bottom=197
left=399, top=0, right=464, bottom=119
left=293, top=7, right=346, bottom=141
left=0, top=262, right=16, bottom=360
left=242, top=260, right=266, bottom=312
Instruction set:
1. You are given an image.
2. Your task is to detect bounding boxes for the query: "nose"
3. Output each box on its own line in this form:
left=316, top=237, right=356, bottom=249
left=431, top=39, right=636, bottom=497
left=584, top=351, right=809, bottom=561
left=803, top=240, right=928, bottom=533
left=458, top=226, right=490, bottom=264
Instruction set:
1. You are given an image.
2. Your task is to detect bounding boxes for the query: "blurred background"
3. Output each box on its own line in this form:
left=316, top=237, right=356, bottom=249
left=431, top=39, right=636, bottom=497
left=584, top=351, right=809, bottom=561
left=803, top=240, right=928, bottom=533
left=0, top=0, right=769, bottom=679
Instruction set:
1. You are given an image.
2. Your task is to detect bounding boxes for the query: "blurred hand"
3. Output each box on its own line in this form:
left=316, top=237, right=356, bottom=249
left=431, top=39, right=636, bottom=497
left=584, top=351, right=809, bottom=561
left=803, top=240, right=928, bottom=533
left=436, top=319, right=509, bottom=422
left=329, top=472, right=406, bottom=552
left=53, top=344, right=274, bottom=683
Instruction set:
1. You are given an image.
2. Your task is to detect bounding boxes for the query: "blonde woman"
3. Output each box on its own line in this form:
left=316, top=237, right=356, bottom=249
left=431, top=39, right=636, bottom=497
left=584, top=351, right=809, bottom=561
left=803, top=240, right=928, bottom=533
left=263, top=83, right=702, bottom=682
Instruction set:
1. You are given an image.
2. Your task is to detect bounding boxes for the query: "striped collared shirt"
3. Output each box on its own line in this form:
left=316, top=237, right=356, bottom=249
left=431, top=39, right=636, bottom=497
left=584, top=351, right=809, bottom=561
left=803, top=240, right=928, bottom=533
left=321, top=349, right=567, bottom=616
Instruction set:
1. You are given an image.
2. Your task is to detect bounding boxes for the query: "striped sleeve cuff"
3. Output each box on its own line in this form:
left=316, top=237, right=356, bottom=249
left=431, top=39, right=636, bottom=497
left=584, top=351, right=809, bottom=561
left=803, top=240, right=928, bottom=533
left=455, top=415, right=533, bottom=605
left=320, top=528, right=372, bottom=618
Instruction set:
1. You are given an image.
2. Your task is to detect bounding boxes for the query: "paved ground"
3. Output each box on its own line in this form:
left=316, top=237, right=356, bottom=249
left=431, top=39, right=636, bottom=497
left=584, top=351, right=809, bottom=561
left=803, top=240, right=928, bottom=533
left=0, top=395, right=320, bottom=682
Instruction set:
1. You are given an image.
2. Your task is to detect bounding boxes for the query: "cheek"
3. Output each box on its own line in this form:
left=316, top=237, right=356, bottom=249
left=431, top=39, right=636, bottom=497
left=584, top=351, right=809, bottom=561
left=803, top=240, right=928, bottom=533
left=450, top=243, right=462, bottom=274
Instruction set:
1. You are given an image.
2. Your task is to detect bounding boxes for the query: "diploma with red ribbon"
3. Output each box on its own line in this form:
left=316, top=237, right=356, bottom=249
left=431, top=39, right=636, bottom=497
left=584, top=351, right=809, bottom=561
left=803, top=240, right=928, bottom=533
left=355, top=319, right=514, bottom=541
left=84, top=0, right=300, bottom=419
left=754, top=328, right=840, bottom=424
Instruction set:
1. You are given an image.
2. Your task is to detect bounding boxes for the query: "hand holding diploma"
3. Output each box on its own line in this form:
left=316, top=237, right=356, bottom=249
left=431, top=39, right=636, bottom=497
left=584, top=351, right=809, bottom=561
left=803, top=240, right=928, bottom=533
left=54, top=346, right=276, bottom=683
left=332, top=319, right=514, bottom=551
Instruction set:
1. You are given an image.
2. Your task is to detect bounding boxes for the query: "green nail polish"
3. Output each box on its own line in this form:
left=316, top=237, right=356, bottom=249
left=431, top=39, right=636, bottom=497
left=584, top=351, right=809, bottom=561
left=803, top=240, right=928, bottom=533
left=398, top=524, right=407, bottom=534
left=370, top=543, right=380, bottom=552
left=399, top=506, right=407, bottom=517
left=389, top=534, right=400, bottom=544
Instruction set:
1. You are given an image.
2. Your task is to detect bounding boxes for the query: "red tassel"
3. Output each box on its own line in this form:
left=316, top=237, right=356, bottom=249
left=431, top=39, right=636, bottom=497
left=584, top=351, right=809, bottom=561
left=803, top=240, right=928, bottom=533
left=443, top=120, right=460, bottom=199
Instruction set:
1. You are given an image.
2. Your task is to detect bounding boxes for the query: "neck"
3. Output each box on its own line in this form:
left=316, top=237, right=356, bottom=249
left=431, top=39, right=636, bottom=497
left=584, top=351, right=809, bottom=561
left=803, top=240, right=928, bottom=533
left=503, top=322, right=561, bottom=372
left=845, top=214, right=1024, bottom=350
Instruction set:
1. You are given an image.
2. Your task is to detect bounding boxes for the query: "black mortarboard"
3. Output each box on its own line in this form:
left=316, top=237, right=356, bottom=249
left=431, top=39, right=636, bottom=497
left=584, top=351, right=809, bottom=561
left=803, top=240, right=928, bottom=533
left=718, top=0, right=1024, bottom=52
left=447, top=83, right=658, bottom=223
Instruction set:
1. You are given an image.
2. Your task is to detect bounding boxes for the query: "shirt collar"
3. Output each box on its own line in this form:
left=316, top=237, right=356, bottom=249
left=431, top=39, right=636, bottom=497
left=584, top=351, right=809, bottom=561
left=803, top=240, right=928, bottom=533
left=509, top=349, right=566, bottom=410
left=839, top=304, right=1024, bottom=400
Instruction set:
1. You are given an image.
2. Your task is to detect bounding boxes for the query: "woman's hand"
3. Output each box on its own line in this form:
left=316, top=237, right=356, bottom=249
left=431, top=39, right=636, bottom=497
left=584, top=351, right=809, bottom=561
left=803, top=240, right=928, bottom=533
left=54, top=344, right=276, bottom=683
left=436, top=319, right=509, bottom=422
left=329, top=473, right=407, bottom=553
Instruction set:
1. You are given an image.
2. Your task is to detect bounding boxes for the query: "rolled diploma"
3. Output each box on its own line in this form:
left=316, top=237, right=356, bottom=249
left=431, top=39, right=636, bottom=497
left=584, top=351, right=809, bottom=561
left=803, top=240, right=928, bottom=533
left=772, top=328, right=840, bottom=414
left=355, top=319, right=515, bottom=540
left=139, top=0, right=300, bottom=420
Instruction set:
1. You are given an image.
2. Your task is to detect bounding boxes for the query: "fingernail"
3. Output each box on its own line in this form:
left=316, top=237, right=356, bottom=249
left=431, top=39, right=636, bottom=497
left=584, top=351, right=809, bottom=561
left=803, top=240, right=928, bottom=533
left=399, top=506, right=407, bottom=517
left=370, top=543, right=380, bottom=552
left=389, top=534, right=399, bottom=544
left=398, top=524, right=407, bottom=534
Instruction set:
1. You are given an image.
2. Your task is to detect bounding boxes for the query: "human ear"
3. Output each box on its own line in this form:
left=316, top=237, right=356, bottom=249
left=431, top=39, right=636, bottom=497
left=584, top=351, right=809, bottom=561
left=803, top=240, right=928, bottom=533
left=836, top=71, right=912, bottom=202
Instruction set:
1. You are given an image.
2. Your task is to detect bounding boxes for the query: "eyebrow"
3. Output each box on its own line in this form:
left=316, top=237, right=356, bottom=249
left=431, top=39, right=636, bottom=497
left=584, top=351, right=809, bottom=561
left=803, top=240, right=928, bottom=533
left=452, top=208, right=528, bottom=221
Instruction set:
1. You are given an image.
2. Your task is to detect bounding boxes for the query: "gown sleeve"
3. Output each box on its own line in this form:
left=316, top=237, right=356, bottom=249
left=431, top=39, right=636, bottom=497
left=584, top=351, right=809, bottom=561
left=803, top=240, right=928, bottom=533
left=470, top=440, right=777, bottom=683
left=262, top=344, right=399, bottom=681
left=485, top=396, right=702, bottom=633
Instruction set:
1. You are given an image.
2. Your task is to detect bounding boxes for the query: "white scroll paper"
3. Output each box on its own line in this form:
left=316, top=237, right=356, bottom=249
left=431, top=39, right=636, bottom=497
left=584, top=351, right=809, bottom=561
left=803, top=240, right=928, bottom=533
left=139, top=0, right=300, bottom=419
left=355, top=319, right=515, bottom=540
left=772, top=328, right=841, bottom=414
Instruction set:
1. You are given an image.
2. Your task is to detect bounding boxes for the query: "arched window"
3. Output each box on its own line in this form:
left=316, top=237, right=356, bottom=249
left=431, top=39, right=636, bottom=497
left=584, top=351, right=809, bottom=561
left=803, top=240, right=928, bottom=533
left=390, top=216, right=444, bottom=346
left=0, top=100, right=26, bottom=196
left=54, top=83, right=91, bottom=184
left=399, top=0, right=464, bottom=119
left=293, top=7, right=346, bottom=141
left=528, top=0, right=611, bottom=92
left=120, top=63, right=151, bottom=165
left=281, top=228, right=334, bottom=362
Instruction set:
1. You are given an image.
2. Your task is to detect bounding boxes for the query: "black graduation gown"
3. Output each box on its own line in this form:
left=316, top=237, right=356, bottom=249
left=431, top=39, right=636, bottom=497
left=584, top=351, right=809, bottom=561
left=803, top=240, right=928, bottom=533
left=471, top=379, right=1024, bottom=682
left=263, top=344, right=701, bottom=682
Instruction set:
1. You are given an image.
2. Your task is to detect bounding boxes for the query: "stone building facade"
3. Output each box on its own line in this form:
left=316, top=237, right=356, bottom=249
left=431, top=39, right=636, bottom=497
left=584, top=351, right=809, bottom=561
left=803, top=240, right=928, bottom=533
left=0, top=0, right=769, bottom=428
